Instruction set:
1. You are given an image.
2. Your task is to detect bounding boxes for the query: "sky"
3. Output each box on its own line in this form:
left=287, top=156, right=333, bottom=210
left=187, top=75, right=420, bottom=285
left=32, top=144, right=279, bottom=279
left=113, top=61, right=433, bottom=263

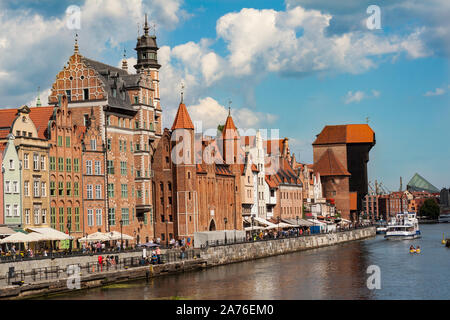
left=0, top=0, right=448, bottom=191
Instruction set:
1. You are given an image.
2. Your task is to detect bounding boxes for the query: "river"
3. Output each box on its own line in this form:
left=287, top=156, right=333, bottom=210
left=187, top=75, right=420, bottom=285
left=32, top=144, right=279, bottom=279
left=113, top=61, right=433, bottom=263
left=44, top=223, right=450, bottom=300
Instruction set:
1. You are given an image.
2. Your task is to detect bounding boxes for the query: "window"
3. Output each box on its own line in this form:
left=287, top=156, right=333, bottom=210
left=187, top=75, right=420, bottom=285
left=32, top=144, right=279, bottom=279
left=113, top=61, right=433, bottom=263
left=107, top=184, right=114, bottom=198
left=66, top=90, right=71, bottom=102
left=74, top=182, right=79, bottom=196
left=136, top=170, right=141, bottom=178
left=120, top=161, right=127, bottom=175
left=13, top=181, right=18, bottom=193
left=87, top=209, right=94, bottom=227
left=5, top=205, right=11, bottom=217
left=24, top=153, right=29, bottom=169
left=57, top=136, right=63, bottom=147
left=130, top=141, right=133, bottom=152
left=95, top=185, right=101, bottom=199
left=134, top=96, right=138, bottom=104
left=74, top=158, right=79, bottom=172
left=58, top=157, right=64, bottom=171
left=58, top=182, right=64, bottom=196
left=66, top=158, right=72, bottom=172
left=50, top=181, right=56, bottom=196
left=112, top=88, right=117, bottom=98
left=41, top=182, right=46, bottom=197
left=5, top=181, right=10, bottom=193
left=90, top=139, right=96, bottom=150
left=59, top=208, right=64, bottom=232
left=86, top=160, right=92, bottom=175
left=136, top=143, right=140, bottom=151
left=124, top=140, right=127, bottom=152
left=50, top=208, right=56, bottom=228
left=83, top=88, right=89, bottom=100
left=41, top=156, right=45, bottom=170
left=107, top=139, right=111, bottom=151
left=34, top=209, right=40, bottom=225
left=9, top=159, right=13, bottom=170
left=122, top=208, right=129, bottom=225
left=121, top=184, right=128, bottom=198
left=34, top=181, right=40, bottom=197
left=24, top=181, right=30, bottom=196
left=75, top=207, right=80, bottom=231
left=66, top=136, right=70, bottom=147
left=135, top=121, right=139, bottom=129
left=95, top=161, right=101, bottom=175
left=66, top=182, right=71, bottom=196
left=50, top=157, right=56, bottom=171
left=96, top=209, right=102, bottom=226
left=25, top=209, right=30, bottom=224
left=108, top=208, right=116, bottom=226
left=33, top=154, right=39, bottom=170
left=107, top=160, right=114, bottom=174
left=137, top=190, right=142, bottom=199
left=107, top=116, right=111, bottom=126
left=119, top=140, right=122, bottom=152
left=87, top=185, right=93, bottom=199
left=41, top=209, right=47, bottom=224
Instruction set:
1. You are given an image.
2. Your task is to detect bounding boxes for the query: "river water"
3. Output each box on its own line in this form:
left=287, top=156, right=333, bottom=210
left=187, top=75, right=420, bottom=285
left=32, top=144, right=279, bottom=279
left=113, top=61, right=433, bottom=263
left=45, top=223, right=450, bottom=300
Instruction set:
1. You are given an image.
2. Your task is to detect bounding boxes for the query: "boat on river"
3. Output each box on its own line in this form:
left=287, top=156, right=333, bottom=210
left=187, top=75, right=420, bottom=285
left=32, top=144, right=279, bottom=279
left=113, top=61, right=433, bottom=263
left=385, top=212, right=421, bottom=240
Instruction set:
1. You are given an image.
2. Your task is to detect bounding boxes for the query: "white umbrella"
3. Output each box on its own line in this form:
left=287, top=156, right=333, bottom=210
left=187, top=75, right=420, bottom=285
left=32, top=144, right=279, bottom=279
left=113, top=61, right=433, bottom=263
left=26, top=227, right=72, bottom=241
left=106, top=231, right=134, bottom=241
left=244, top=226, right=265, bottom=231
left=78, top=232, right=110, bottom=242
left=0, top=232, right=43, bottom=244
left=265, top=222, right=294, bottom=230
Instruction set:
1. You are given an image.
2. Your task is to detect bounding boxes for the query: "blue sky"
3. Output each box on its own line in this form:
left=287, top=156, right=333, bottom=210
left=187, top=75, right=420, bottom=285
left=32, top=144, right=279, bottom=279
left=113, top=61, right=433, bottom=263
left=0, top=0, right=448, bottom=191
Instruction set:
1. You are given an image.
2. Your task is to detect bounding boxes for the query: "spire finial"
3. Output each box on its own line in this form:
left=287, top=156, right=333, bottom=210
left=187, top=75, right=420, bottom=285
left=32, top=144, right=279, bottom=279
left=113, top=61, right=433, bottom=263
left=366, top=116, right=370, bottom=124
left=181, top=82, right=185, bottom=103
left=228, top=99, right=232, bottom=117
left=74, top=33, right=79, bottom=54
left=122, top=48, right=128, bottom=71
left=144, top=13, right=149, bottom=35
left=36, top=86, right=42, bottom=107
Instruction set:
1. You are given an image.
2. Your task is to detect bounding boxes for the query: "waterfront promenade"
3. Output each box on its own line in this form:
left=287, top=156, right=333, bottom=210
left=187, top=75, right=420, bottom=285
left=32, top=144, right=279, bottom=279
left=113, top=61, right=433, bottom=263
left=0, top=225, right=375, bottom=299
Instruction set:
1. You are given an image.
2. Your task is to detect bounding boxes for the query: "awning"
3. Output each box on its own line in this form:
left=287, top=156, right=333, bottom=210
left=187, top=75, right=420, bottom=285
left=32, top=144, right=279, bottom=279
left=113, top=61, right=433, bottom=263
left=26, top=227, right=73, bottom=241
left=282, top=218, right=313, bottom=227
left=0, top=227, right=16, bottom=236
left=244, top=226, right=265, bottom=231
left=265, top=222, right=295, bottom=230
left=253, top=216, right=276, bottom=227
left=307, top=219, right=328, bottom=226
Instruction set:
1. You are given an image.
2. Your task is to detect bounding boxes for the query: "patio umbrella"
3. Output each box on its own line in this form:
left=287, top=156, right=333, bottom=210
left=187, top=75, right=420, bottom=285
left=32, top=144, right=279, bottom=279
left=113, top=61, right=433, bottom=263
left=26, top=227, right=73, bottom=241
left=138, top=242, right=160, bottom=248
left=78, top=232, right=110, bottom=242
left=106, top=231, right=134, bottom=241
left=0, top=232, right=43, bottom=244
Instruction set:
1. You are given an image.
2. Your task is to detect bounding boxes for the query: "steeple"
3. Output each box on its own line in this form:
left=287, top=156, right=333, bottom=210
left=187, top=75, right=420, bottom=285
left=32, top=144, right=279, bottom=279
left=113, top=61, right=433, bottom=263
left=134, top=13, right=161, bottom=72
left=171, top=89, right=194, bottom=131
left=122, top=48, right=128, bottom=71
left=36, top=86, right=42, bottom=107
left=74, top=33, right=79, bottom=54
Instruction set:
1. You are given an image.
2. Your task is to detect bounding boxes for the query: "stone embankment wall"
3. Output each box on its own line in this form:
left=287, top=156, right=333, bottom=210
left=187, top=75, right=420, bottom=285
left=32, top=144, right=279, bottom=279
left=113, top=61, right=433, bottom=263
left=202, top=227, right=376, bottom=266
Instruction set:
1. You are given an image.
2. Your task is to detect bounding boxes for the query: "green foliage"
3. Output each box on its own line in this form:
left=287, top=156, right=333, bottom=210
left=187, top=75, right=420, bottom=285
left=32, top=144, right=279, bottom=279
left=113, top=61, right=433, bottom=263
left=419, top=199, right=440, bottom=219
left=217, top=124, right=224, bottom=133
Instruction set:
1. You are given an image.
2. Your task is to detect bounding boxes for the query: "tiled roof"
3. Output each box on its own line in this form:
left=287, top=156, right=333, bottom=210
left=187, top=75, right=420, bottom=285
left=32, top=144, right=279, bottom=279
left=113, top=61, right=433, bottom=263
left=0, top=109, right=19, bottom=132
left=171, top=102, right=194, bottom=130
left=215, top=164, right=233, bottom=176
left=265, top=159, right=302, bottom=188
left=29, top=106, right=54, bottom=139
left=222, top=114, right=238, bottom=139
left=313, top=124, right=375, bottom=145
left=313, top=148, right=350, bottom=176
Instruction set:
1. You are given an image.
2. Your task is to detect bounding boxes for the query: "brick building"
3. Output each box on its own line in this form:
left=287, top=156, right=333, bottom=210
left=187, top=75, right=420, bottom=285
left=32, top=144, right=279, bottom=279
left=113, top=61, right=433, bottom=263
left=312, top=124, right=375, bottom=221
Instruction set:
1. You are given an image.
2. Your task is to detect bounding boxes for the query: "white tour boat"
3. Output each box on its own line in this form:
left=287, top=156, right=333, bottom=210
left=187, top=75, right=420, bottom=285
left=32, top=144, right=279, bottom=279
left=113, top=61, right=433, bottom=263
left=385, top=212, right=421, bottom=240
left=439, top=214, right=450, bottom=223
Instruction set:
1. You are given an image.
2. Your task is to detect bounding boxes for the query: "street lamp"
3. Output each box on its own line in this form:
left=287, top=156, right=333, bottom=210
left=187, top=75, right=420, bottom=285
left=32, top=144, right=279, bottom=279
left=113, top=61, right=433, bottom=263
left=224, top=217, right=228, bottom=244
left=119, top=219, right=123, bottom=251
left=66, top=220, right=72, bottom=253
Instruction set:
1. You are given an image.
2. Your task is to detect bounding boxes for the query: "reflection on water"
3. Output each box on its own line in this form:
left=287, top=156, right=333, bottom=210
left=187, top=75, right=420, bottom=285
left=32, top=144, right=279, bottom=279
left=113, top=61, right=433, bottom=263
left=44, top=224, right=450, bottom=300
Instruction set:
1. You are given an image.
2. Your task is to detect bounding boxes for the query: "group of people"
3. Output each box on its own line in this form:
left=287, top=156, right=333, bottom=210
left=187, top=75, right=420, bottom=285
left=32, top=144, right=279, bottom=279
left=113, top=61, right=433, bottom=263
left=141, top=247, right=162, bottom=265
left=0, top=245, right=50, bottom=258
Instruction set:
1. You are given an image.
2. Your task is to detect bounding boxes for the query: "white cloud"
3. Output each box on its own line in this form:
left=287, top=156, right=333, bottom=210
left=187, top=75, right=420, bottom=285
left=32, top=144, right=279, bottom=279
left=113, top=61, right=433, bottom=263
left=424, top=87, right=446, bottom=96
left=371, top=90, right=380, bottom=98
left=0, top=0, right=187, bottom=107
left=186, top=97, right=277, bottom=131
left=344, top=91, right=365, bottom=104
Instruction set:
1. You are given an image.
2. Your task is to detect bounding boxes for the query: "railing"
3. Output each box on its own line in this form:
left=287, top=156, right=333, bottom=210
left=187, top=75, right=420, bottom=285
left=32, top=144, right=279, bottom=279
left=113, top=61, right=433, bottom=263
left=200, top=223, right=374, bottom=249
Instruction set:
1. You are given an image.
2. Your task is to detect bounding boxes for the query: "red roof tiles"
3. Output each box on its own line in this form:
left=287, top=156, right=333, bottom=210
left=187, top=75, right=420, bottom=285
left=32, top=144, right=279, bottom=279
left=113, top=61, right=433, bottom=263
left=313, top=124, right=375, bottom=145
left=313, top=148, right=351, bottom=176
left=29, top=107, right=54, bottom=139
left=171, top=102, right=194, bottom=130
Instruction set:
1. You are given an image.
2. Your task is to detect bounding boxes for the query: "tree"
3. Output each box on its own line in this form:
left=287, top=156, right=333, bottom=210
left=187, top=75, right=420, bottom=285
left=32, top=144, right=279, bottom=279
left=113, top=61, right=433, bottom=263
left=419, top=199, right=440, bottom=219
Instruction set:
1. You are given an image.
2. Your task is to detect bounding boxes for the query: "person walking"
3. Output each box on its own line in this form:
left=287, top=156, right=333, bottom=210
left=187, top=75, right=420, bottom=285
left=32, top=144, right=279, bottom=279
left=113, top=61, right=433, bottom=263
left=156, top=247, right=161, bottom=264
left=98, top=255, right=103, bottom=272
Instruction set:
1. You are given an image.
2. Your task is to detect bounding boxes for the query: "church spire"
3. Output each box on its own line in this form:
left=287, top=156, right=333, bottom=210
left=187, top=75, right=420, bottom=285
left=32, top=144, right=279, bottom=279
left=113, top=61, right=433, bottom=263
left=144, top=13, right=149, bottom=35
left=122, top=48, right=128, bottom=71
left=36, top=86, right=42, bottom=107
left=74, top=33, right=79, bottom=54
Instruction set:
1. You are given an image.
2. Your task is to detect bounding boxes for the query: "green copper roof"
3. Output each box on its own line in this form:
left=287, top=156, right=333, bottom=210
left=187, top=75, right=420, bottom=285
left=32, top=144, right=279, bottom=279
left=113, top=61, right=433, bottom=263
left=407, top=173, right=439, bottom=193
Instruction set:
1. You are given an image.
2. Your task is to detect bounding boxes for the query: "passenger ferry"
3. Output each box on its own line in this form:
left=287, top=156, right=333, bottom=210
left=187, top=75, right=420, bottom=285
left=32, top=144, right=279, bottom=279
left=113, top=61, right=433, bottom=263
left=439, top=214, right=450, bottom=223
left=385, top=212, right=421, bottom=240
left=375, top=220, right=387, bottom=234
